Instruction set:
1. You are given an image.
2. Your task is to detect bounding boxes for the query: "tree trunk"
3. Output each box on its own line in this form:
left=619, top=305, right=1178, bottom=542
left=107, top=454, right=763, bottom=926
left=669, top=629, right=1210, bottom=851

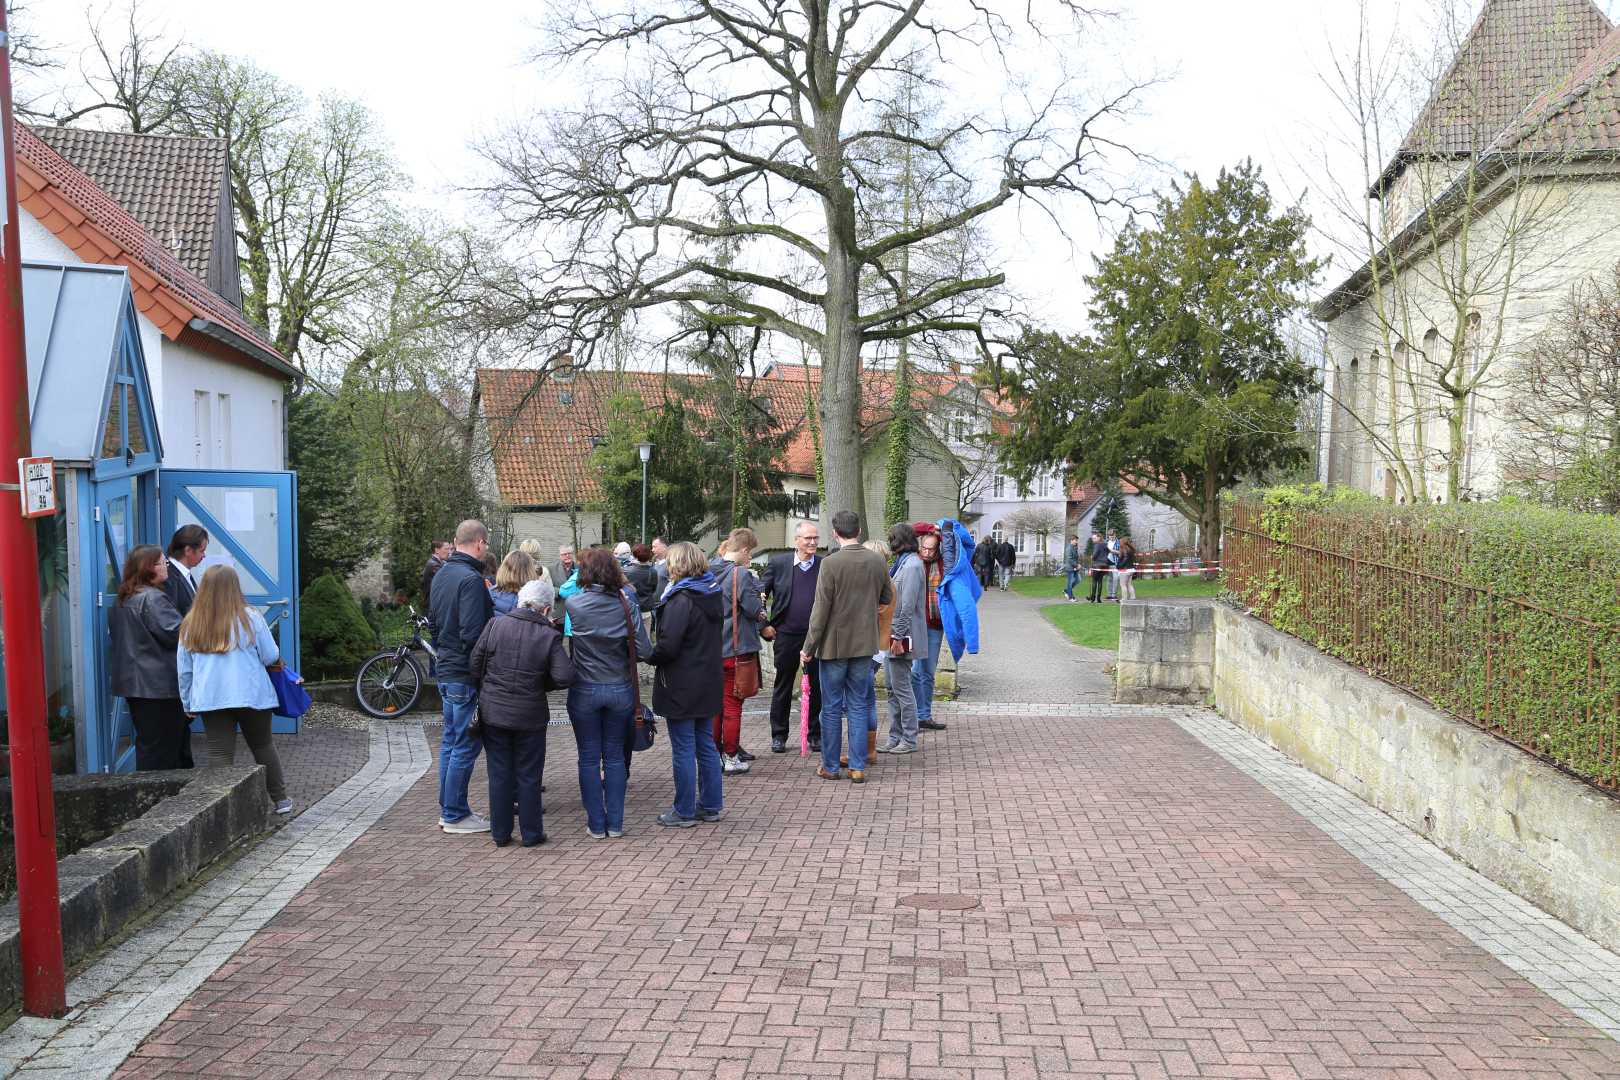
left=1447, top=395, right=1466, bottom=502
left=1199, top=457, right=1222, bottom=570
left=820, top=191, right=866, bottom=535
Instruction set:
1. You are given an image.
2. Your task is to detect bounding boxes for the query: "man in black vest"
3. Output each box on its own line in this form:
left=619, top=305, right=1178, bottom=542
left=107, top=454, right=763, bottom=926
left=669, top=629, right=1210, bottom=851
left=760, top=519, right=824, bottom=753
left=162, top=525, right=209, bottom=616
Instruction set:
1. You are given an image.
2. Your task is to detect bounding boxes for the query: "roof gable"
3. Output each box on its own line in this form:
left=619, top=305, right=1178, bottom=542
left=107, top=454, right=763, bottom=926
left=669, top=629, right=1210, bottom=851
left=30, top=126, right=242, bottom=306
left=1378, top=0, right=1611, bottom=192
left=13, top=123, right=295, bottom=381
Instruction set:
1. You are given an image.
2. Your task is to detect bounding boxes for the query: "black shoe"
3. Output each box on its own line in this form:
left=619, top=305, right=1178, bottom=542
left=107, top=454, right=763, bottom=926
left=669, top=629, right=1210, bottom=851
left=809, top=740, right=821, bottom=753
left=919, top=719, right=948, bottom=731
left=521, top=834, right=548, bottom=847
left=771, top=739, right=787, bottom=754
left=493, top=837, right=512, bottom=848
left=736, top=748, right=756, bottom=762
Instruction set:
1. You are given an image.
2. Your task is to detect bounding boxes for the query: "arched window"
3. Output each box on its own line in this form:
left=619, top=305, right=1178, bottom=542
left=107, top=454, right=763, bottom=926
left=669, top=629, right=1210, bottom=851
left=990, top=520, right=1005, bottom=544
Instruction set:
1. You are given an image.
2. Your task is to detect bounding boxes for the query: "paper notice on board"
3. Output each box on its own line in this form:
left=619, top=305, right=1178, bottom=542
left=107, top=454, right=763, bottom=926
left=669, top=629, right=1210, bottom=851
left=224, top=490, right=257, bottom=532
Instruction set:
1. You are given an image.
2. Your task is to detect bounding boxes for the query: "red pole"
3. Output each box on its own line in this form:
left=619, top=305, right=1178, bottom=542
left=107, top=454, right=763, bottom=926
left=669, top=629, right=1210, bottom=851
left=0, top=8, right=68, bottom=1017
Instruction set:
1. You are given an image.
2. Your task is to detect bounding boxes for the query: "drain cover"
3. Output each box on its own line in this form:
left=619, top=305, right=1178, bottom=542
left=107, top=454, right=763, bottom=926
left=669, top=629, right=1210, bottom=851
left=898, top=893, right=979, bottom=911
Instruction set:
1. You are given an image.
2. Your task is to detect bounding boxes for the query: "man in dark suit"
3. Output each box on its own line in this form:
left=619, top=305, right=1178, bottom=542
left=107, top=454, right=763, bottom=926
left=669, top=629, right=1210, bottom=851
left=162, top=525, right=209, bottom=616
left=760, top=520, right=824, bottom=753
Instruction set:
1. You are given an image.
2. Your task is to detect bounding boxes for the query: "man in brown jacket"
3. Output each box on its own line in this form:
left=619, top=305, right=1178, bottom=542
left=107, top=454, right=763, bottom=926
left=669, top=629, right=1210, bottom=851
left=802, top=510, right=893, bottom=783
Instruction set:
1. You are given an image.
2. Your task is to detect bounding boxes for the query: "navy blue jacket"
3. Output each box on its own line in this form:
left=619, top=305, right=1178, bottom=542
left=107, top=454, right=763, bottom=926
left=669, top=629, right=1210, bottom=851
left=429, top=551, right=494, bottom=683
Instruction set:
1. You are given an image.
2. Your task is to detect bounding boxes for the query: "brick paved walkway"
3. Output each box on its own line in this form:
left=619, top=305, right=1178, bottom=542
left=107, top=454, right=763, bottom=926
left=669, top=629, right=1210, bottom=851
left=8, top=602, right=1619, bottom=1079
left=103, top=707, right=1620, bottom=1079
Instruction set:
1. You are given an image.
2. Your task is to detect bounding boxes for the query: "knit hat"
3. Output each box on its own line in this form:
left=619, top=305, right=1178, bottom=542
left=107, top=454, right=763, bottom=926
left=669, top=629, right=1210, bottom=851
left=911, top=521, right=939, bottom=536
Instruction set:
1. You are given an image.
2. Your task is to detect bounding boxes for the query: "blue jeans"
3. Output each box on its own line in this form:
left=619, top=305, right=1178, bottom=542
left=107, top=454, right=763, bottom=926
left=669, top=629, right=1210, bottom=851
left=911, top=626, right=945, bottom=722
left=665, top=717, right=723, bottom=820
left=1064, top=569, right=1080, bottom=599
left=568, top=681, right=632, bottom=834
left=483, top=725, right=546, bottom=844
left=819, top=658, right=874, bottom=773
left=437, top=681, right=482, bottom=823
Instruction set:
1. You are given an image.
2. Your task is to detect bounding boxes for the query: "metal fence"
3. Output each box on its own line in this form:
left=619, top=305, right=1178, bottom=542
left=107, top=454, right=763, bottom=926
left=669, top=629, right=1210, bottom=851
left=1224, top=502, right=1620, bottom=791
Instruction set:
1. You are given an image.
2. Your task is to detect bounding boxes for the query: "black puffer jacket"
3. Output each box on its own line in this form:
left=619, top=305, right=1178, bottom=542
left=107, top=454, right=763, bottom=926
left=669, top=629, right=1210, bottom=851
left=647, top=587, right=723, bottom=720
left=469, top=608, right=577, bottom=731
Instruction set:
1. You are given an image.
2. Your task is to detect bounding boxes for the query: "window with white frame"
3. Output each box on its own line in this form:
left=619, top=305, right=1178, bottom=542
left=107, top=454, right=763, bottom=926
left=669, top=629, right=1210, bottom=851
left=992, top=474, right=1006, bottom=499
left=791, top=490, right=820, bottom=519
left=990, top=520, right=1005, bottom=544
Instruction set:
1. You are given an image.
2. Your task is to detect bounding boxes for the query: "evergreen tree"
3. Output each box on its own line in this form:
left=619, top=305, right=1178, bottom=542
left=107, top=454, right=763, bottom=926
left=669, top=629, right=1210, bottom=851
left=993, top=163, right=1321, bottom=563
left=593, top=391, right=708, bottom=542
left=288, top=390, right=375, bottom=588
left=1092, top=481, right=1131, bottom=538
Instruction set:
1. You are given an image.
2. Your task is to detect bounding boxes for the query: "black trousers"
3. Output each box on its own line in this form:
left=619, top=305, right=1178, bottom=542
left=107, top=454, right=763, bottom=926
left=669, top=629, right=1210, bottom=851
left=1089, top=568, right=1107, bottom=603
left=128, top=697, right=193, bottom=770
left=483, top=725, right=547, bottom=845
left=769, top=631, right=822, bottom=744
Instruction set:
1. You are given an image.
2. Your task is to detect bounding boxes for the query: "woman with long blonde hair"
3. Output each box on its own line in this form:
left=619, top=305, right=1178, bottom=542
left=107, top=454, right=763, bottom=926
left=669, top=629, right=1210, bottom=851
left=491, top=550, right=536, bottom=616
left=177, top=565, right=293, bottom=814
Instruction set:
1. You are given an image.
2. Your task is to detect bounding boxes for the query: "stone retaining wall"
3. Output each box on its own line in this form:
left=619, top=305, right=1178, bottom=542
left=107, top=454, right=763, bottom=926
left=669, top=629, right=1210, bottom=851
left=0, top=766, right=272, bottom=1011
left=1213, top=604, right=1620, bottom=953
left=1115, top=600, right=1214, bottom=704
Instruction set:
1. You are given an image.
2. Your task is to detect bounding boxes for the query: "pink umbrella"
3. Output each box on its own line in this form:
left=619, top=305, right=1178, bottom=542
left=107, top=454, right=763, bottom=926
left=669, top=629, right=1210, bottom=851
left=799, top=672, right=811, bottom=756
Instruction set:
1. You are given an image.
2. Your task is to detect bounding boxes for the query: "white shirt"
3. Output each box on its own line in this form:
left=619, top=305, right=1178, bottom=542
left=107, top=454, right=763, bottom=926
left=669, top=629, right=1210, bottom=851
left=168, top=557, right=195, bottom=591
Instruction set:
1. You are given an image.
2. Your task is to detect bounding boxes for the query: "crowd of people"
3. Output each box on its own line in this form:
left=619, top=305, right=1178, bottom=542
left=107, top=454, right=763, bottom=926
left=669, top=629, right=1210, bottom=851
left=1062, top=529, right=1138, bottom=604
left=423, top=511, right=984, bottom=847
left=107, top=525, right=296, bottom=814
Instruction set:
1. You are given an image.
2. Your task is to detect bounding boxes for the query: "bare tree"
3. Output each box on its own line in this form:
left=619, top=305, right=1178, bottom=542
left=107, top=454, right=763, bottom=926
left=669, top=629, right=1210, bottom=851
left=477, top=1, right=1142, bottom=524
left=15, top=1, right=188, bottom=131
left=1310, top=0, right=1619, bottom=503
left=1501, top=265, right=1620, bottom=511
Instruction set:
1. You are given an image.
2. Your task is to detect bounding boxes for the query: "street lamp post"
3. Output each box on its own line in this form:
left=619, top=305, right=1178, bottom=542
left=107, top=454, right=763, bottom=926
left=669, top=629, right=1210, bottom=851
left=637, top=442, right=653, bottom=544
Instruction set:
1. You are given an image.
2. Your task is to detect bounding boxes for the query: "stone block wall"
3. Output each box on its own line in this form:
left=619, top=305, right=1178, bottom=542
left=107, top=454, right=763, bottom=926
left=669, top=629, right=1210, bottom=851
left=1115, top=601, right=1214, bottom=704
left=1213, top=604, right=1620, bottom=953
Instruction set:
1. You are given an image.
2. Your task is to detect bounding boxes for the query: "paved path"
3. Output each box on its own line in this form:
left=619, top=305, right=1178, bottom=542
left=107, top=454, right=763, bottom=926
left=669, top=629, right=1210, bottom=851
left=6, top=599, right=1620, bottom=1079
left=956, top=586, right=1114, bottom=703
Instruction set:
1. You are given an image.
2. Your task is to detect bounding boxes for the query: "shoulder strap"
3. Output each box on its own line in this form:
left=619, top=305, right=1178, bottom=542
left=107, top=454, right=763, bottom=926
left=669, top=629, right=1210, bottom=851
left=618, top=592, right=643, bottom=723
left=730, top=565, right=740, bottom=653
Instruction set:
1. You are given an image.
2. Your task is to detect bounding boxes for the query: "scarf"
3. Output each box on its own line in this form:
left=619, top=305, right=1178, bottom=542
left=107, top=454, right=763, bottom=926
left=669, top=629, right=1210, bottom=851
left=662, top=570, right=719, bottom=600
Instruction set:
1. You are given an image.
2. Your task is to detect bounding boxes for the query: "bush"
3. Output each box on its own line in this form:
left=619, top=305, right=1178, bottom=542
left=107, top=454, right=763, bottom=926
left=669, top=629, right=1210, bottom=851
left=300, top=575, right=379, bottom=680
left=1226, top=488, right=1620, bottom=789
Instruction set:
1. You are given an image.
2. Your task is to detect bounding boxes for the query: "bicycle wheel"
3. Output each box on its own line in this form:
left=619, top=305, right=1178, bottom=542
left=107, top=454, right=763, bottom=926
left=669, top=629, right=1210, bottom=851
left=354, top=651, right=424, bottom=718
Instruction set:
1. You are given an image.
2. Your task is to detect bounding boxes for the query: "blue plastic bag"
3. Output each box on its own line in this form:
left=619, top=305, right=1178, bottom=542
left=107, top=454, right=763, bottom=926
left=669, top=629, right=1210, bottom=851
left=269, top=666, right=312, bottom=719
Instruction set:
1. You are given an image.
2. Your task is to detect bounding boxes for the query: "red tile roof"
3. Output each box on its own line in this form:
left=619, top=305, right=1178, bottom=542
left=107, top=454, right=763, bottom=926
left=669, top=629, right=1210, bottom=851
left=13, top=124, right=294, bottom=379
left=479, top=362, right=988, bottom=507
left=1377, top=0, right=1611, bottom=190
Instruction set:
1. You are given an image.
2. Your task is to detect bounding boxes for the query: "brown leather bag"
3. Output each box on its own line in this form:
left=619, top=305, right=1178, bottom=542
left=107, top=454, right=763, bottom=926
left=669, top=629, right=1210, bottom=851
left=730, top=565, right=762, bottom=699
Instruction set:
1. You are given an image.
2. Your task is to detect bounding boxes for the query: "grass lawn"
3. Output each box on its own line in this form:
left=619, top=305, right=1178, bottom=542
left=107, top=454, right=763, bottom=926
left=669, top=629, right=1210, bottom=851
left=1011, top=574, right=1222, bottom=650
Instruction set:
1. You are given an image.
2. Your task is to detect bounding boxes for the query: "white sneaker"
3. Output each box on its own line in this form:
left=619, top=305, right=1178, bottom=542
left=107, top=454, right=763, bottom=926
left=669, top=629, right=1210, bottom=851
left=440, top=813, right=490, bottom=834
left=722, top=754, right=751, bottom=774
left=273, top=799, right=294, bottom=815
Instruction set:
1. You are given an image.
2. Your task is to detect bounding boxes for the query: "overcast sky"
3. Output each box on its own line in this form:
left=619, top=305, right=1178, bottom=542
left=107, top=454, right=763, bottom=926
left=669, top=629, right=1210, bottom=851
left=20, top=0, right=1620, bottom=334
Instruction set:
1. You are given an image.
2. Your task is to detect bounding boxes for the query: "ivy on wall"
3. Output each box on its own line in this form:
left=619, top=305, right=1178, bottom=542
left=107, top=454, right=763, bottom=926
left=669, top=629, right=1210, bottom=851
left=1225, top=486, right=1620, bottom=791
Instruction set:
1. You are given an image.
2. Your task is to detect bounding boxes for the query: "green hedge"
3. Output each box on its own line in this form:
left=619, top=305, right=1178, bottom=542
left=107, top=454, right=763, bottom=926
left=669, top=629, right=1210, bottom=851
left=300, top=575, right=378, bottom=681
left=1225, top=487, right=1620, bottom=790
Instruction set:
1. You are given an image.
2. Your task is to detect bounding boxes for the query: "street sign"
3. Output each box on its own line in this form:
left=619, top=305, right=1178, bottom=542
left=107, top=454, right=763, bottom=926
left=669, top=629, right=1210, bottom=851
left=19, top=457, right=55, bottom=518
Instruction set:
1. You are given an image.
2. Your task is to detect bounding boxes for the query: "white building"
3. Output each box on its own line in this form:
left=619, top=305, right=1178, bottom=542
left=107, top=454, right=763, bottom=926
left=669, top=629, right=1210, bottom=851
left=17, top=125, right=297, bottom=471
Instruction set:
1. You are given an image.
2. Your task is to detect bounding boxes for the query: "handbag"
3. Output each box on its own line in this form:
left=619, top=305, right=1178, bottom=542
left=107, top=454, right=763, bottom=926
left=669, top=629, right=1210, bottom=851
left=268, top=665, right=312, bottom=719
left=619, top=593, right=657, bottom=751
left=730, top=566, right=762, bottom=699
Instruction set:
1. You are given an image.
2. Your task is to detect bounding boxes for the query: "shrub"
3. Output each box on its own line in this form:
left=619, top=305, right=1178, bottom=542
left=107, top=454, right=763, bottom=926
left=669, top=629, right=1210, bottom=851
left=1225, top=488, right=1620, bottom=790
left=300, top=575, right=378, bottom=680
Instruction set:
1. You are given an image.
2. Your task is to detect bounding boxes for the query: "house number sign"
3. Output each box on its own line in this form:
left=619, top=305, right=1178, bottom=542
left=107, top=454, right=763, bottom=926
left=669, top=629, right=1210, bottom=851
left=19, top=457, right=56, bottom=519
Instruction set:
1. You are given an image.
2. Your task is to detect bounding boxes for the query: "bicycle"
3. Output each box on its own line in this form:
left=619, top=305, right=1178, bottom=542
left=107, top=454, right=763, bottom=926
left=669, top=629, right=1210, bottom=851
left=353, top=606, right=437, bottom=719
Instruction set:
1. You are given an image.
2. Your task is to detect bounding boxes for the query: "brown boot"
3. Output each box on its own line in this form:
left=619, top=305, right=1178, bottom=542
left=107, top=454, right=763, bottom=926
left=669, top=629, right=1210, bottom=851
left=868, top=731, right=877, bottom=760
left=840, top=750, right=848, bottom=767
left=816, top=766, right=842, bottom=780
left=849, top=770, right=866, bottom=784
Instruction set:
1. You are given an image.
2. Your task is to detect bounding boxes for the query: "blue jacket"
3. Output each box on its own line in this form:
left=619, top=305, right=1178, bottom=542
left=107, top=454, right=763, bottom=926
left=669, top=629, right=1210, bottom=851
left=936, top=519, right=982, bottom=661
left=429, top=551, right=494, bottom=682
left=177, top=607, right=281, bottom=713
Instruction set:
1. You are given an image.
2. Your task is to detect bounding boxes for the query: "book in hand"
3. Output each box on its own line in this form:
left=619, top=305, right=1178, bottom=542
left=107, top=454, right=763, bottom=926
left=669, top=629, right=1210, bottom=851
left=891, top=635, right=912, bottom=655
